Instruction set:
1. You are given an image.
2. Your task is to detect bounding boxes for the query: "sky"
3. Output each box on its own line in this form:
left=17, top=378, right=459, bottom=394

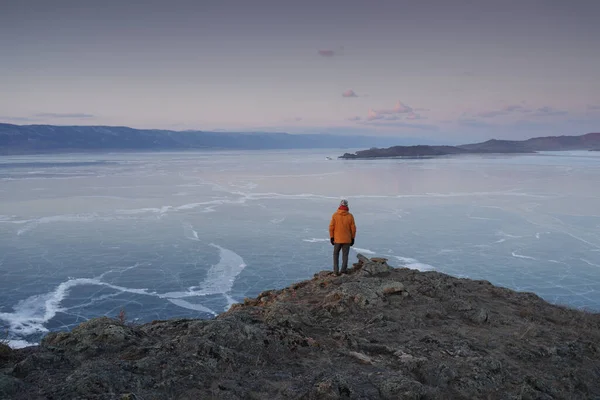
left=1, top=0, right=599, bottom=143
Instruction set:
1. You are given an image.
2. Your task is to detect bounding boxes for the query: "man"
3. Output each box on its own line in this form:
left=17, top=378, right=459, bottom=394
left=329, top=199, right=357, bottom=275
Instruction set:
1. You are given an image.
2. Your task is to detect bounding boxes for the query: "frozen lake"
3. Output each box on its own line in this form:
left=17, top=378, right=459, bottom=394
left=1, top=149, right=600, bottom=347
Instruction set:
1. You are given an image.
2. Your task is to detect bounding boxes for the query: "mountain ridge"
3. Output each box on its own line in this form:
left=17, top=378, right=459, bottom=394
left=0, top=123, right=408, bottom=154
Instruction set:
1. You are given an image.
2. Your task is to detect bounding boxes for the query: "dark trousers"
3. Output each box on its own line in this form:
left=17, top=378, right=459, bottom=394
left=333, top=243, right=350, bottom=274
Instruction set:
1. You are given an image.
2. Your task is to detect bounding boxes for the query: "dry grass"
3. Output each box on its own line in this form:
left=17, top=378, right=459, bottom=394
left=116, top=308, right=127, bottom=325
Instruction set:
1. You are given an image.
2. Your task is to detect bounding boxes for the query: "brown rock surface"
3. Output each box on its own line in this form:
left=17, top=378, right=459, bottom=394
left=1, top=255, right=600, bottom=399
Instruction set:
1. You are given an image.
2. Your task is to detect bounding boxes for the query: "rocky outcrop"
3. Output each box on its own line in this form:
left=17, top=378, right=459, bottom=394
left=2, top=254, right=600, bottom=399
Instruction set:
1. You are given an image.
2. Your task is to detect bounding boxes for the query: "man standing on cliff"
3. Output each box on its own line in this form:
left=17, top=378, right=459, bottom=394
left=329, top=199, right=357, bottom=275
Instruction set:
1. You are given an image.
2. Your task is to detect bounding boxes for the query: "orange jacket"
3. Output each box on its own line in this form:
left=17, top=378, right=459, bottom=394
left=329, top=209, right=356, bottom=244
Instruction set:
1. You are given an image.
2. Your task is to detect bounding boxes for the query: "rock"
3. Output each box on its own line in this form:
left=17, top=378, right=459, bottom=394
left=42, top=317, right=141, bottom=360
left=257, top=289, right=274, bottom=300
left=311, top=375, right=352, bottom=399
left=394, top=350, right=427, bottom=364
left=0, top=374, right=24, bottom=398
left=347, top=351, right=373, bottom=365
left=360, top=261, right=391, bottom=276
left=3, top=266, right=600, bottom=399
left=370, top=257, right=388, bottom=263
left=313, top=379, right=340, bottom=399
left=355, top=253, right=371, bottom=265
left=470, top=308, right=490, bottom=324
left=315, top=270, right=332, bottom=278
left=322, top=278, right=403, bottom=313
left=354, top=254, right=392, bottom=276
left=12, top=352, right=61, bottom=378
left=381, top=282, right=405, bottom=295
left=377, top=376, right=427, bottom=400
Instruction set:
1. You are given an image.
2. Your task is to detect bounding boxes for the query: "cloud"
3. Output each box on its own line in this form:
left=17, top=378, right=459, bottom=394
left=358, top=119, right=439, bottom=131
left=531, top=106, right=568, bottom=117
left=347, top=116, right=361, bottom=121
left=392, top=101, right=413, bottom=114
left=505, top=105, right=529, bottom=112
left=477, top=110, right=509, bottom=118
left=457, top=119, right=497, bottom=128
left=474, top=104, right=568, bottom=119
left=367, top=109, right=383, bottom=121
left=365, top=101, right=415, bottom=121
left=587, top=104, right=600, bottom=111
left=318, top=49, right=335, bottom=57
left=283, top=117, right=303, bottom=123
left=342, top=89, right=358, bottom=98
left=318, top=46, right=344, bottom=57
left=34, top=112, right=95, bottom=118
left=477, top=105, right=531, bottom=118
left=406, top=112, right=425, bottom=120
left=0, top=116, right=39, bottom=123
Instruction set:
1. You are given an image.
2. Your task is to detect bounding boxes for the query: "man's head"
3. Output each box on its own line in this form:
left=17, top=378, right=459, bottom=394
left=339, top=199, right=348, bottom=207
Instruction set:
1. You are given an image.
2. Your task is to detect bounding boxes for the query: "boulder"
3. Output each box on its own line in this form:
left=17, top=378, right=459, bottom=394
left=355, top=254, right=392, bottom=276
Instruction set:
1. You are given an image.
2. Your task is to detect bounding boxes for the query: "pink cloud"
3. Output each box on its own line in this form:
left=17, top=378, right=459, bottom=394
left=318, top=49, right=335, bottom=57
left=374, top=101, right=414, bottom=116
left=392, top=101, right=413, bottom=114
left=342, top=89, right=358, bottom=98
left=365, top=100, right=416, bottom=120
left=367, top=109, right=383, bottom=121
left=406, top=112, right=423, bottom=120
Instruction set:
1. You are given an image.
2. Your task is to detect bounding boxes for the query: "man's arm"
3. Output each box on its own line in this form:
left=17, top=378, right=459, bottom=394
left=349, top=215, right=356, bottom=246
left=329, top=215, right=336, bottom=244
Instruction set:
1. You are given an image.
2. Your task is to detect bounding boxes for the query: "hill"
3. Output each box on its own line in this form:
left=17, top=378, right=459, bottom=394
left=340, top=132, right=600, bottom=159
left=522, top=132, right=600, bottom=151
left=0, top=123, right=401, bottom=154
left=2, top=255, right=599, bottom=399
left=340, top=145, right=474, bottom=159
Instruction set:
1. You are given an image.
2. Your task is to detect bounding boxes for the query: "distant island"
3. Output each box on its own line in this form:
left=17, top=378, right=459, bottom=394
left=340, top=132, right=600, bottom=159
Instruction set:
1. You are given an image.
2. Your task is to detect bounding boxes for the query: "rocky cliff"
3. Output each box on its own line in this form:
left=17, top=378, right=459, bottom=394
left=2, top=255, right=599, bottom=399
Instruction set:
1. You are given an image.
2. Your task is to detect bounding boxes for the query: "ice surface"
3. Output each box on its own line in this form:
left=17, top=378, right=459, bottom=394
left=1, top=149, right=600, bottom=347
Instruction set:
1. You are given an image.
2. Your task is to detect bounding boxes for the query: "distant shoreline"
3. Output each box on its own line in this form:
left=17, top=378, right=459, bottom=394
left=339, top=133, right=600, bottom=159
